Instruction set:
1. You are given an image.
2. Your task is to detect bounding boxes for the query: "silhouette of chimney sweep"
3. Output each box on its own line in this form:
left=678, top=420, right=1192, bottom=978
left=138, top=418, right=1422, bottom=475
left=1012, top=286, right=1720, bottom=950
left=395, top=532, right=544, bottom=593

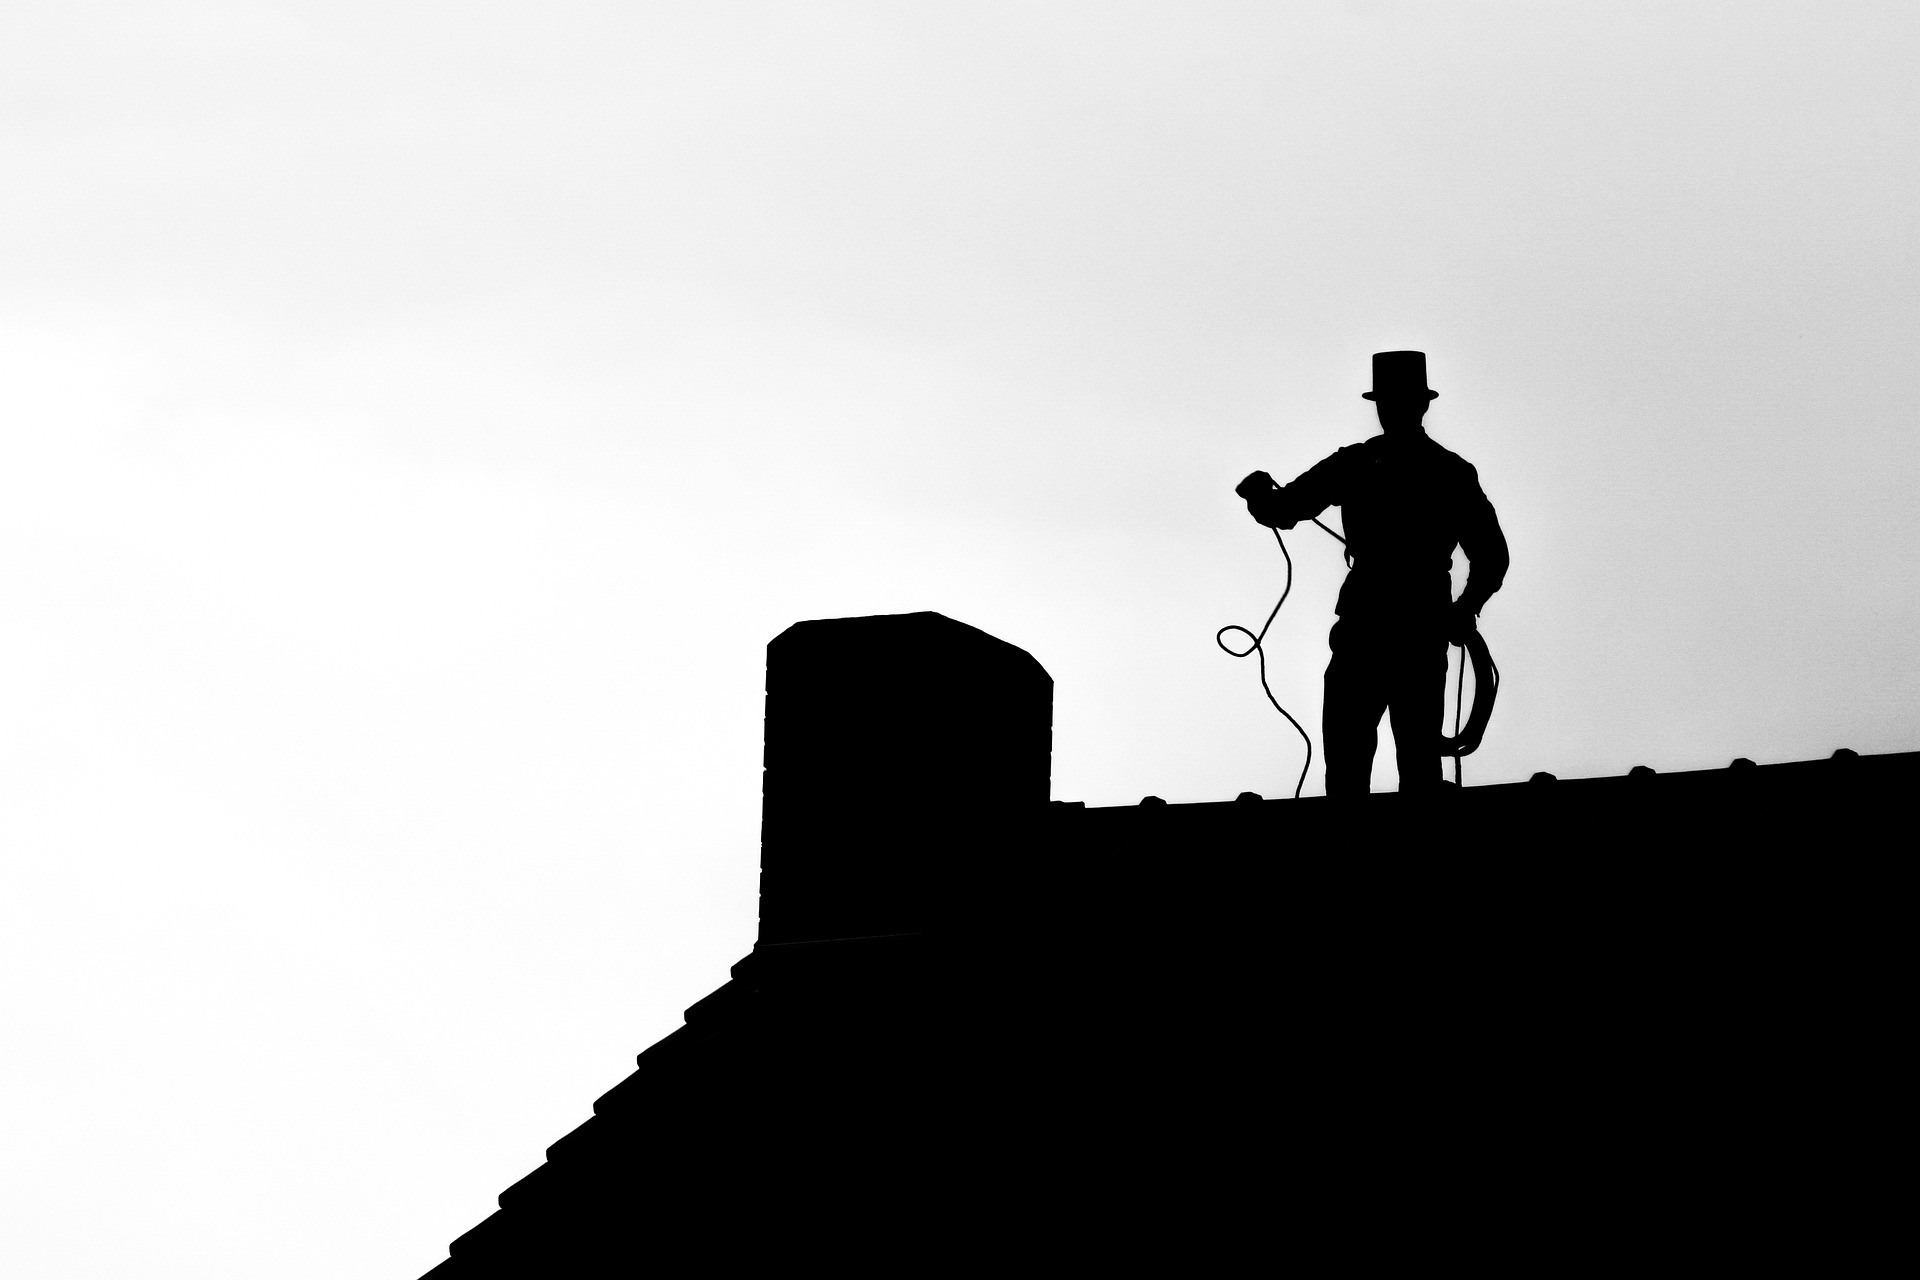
left=1360, top=350, right=1440, bottom=402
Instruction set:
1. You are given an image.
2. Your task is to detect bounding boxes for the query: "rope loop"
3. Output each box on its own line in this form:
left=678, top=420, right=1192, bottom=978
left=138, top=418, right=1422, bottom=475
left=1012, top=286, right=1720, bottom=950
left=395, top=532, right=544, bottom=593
left=1214, top=624, right=1259, bottom=659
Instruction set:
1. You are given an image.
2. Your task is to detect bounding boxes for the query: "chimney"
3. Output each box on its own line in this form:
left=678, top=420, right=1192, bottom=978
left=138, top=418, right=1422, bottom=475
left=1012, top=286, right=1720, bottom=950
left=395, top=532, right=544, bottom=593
left=758, top=612, right=1053, bottom=943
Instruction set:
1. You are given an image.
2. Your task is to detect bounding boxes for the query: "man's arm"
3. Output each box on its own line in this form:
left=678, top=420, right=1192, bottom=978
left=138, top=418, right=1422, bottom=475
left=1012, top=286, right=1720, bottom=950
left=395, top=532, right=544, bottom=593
left=1236, top=451, right=1348, bottom=529
left=1450, top=482, right=1509, bottom=636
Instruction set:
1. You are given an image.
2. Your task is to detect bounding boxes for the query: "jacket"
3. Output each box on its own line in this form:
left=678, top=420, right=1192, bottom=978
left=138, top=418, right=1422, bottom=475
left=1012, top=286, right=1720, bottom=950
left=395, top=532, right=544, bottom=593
left=1251, top=432, right=1508, bottom=623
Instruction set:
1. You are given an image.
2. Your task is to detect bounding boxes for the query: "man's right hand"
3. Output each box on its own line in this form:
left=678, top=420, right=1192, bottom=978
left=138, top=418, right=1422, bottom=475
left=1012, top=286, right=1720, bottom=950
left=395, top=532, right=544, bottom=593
left=1236, top=471, right=1295, bottom=529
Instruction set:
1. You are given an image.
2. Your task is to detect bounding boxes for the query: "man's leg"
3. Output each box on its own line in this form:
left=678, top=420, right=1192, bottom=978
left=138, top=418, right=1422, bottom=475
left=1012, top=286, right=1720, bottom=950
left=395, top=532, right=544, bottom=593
left=1386, top=631, right=1450, bottom=792
left=1323, top=620, right=1390, bottom=798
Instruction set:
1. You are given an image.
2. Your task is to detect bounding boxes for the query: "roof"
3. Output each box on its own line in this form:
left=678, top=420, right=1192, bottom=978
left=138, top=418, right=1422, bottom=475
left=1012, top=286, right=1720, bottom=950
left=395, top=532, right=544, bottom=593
left=423, top=746, right=1913, bottom=1275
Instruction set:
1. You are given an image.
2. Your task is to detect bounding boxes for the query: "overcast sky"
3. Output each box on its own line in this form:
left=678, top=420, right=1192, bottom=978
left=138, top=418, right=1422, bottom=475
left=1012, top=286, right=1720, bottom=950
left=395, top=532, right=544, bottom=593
left=3, top=3, right=1915, bottom=1275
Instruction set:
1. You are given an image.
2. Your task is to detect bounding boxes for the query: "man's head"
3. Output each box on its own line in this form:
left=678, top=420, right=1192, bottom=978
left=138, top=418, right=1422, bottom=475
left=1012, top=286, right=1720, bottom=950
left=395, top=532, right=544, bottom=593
left=1361, top=350, right=1437, bottom=435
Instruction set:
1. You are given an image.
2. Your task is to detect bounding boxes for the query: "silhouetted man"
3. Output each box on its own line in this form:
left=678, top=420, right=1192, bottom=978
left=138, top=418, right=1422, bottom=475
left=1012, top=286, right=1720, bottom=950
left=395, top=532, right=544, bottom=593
left=1236, top=351, right=1508, bottom=796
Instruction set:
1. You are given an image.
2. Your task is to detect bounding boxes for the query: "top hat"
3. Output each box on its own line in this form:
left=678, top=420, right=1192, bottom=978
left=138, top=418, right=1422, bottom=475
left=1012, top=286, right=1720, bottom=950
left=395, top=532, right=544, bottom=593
left=1361, top=350, right=1438, bottom=401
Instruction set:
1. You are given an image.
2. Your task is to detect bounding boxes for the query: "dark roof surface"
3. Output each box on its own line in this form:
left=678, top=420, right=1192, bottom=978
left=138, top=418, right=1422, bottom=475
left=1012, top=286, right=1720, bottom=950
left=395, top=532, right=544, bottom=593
left=423, top=747, right=1912, bottom=1276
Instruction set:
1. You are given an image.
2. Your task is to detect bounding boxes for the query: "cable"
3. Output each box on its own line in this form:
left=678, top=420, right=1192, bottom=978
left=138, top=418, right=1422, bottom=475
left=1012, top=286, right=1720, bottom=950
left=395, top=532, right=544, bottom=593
left=1215, top=527, right=1316, bottom=800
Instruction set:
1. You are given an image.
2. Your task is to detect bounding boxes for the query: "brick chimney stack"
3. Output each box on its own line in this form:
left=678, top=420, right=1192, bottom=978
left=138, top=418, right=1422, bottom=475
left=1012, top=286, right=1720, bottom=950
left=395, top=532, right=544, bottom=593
left=757, top=611, right=1053, bottom=943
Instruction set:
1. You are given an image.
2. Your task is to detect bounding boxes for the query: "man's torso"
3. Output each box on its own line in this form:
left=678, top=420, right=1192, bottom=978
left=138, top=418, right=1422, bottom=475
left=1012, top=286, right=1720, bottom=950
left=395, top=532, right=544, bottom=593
left=1326, top=433, right=1484, bottom=622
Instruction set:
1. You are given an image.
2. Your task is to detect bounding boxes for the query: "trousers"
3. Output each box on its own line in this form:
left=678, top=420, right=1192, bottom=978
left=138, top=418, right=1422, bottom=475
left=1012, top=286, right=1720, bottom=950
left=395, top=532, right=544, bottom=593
left=1323, top=616, right=1449, bottom=797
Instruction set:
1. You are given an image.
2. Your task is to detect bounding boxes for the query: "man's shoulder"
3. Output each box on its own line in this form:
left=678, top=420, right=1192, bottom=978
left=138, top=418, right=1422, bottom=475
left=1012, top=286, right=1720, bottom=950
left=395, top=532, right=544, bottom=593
left=1356, top=432, right=1476, bottom=468
left=1416, top=435, right=1483, bottom=481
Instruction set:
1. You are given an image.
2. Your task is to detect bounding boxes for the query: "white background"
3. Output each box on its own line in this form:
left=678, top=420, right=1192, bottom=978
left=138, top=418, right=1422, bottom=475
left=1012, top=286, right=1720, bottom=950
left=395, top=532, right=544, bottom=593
left=2, top=3, right=1914, bottom=1275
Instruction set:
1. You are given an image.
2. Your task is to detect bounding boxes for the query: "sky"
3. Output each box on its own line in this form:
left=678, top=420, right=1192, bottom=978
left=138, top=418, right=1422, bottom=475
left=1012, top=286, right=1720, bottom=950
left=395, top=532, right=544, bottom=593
left=1, top=2, right=1914, bottom=1275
